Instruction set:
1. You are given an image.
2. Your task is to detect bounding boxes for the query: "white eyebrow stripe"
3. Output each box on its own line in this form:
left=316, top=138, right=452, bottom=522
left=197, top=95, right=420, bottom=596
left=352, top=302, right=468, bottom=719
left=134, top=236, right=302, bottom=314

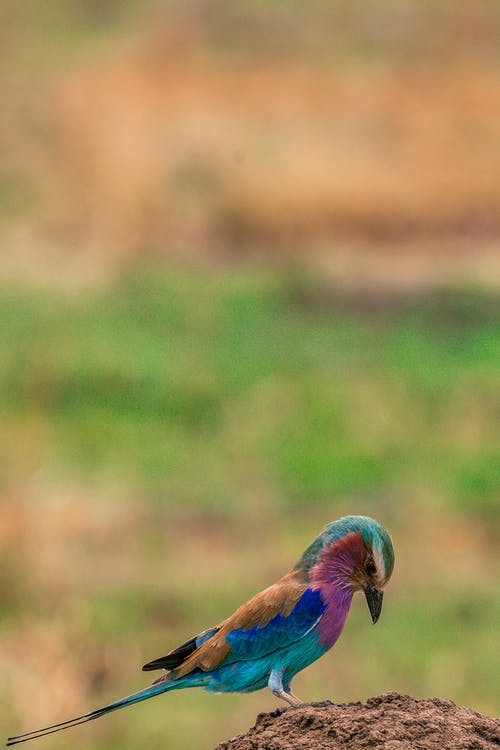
left=373, top=547, right=385, bottom=585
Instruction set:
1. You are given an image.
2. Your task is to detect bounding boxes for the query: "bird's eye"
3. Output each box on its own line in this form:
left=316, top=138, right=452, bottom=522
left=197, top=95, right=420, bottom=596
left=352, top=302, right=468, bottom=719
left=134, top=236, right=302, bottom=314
left=366, top=561, right=377, bottom=576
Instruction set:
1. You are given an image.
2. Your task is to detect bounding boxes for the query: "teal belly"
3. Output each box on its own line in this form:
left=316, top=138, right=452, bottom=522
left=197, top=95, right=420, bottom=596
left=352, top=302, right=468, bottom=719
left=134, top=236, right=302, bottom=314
left=193, top=629, right=327, bottom=694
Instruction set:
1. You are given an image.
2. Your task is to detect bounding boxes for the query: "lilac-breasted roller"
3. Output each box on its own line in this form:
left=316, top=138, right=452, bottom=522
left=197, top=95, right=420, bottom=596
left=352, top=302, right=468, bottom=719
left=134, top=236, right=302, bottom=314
left=7, top=515, right=394, bottom=745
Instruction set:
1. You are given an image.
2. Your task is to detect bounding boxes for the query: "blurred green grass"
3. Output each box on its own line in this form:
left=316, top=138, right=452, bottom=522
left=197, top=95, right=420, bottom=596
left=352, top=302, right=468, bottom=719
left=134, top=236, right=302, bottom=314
left=1, top=268, right=499, bottom=749
left=1, top=269, right=498, bottom=513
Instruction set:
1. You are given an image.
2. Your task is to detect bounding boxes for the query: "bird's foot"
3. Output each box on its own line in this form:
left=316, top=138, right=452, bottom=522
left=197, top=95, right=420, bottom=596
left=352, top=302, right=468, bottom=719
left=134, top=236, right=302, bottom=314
left=285, top=689, right=303, bottom=706
left=272, top=688, right=302, bottom=707
left=310, top=699, right=346, bottom=708
left=268, top=669, right=303, bottom=708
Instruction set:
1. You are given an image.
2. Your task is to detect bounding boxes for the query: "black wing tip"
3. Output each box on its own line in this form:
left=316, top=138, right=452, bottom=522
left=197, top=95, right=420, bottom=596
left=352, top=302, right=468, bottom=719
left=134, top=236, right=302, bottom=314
left=142, top=661, right=162, bottom=671
left=142, top=633, right=203, bottom=673
left=141, top=656, right=176, bottom=671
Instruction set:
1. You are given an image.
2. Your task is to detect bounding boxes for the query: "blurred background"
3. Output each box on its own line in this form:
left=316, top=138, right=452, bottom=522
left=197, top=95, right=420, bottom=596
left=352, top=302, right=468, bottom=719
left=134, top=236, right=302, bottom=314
left=1, top=1, right=499, bottom=748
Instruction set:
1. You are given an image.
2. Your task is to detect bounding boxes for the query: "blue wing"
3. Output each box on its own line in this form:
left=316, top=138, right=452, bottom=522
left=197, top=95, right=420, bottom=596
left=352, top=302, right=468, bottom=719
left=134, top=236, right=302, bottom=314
left=224, top=587, right=326, bottom=662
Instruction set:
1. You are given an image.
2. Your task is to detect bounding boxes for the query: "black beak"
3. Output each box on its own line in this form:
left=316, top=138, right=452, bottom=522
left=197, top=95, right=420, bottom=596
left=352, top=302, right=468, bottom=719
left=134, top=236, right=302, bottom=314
left=364, top=585, right=383, bottom=624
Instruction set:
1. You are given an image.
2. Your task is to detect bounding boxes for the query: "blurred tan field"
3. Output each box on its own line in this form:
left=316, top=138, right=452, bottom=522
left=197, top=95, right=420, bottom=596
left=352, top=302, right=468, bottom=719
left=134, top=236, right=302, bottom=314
left=1, top=2, right=499, bottom=750
left=2, top=0, right=500, bottom=269
left=44, top=60, right=500, bottom=257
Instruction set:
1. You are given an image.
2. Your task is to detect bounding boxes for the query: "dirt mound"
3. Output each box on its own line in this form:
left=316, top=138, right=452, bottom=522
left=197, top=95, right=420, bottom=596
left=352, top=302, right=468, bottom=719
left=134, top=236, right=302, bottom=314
left=216, top=693, right=499, bottom=750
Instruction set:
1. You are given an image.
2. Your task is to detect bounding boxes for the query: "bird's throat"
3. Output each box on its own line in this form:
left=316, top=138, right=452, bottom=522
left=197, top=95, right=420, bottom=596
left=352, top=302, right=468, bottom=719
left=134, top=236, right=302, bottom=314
left=310, top=531, right=366, bottom=588
left=308, top=531, right=365, bottom=648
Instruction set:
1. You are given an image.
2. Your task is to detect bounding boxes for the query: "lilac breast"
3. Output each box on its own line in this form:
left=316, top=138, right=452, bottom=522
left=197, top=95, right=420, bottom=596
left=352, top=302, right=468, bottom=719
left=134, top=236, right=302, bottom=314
left=312, top=583, right=353, bottom=649
left=309, top=530, right=365, bottom=649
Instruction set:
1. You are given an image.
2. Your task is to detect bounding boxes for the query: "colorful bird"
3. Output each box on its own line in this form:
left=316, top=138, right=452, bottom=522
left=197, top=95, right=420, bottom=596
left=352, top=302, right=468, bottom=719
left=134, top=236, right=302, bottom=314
left=7, top=515, right=394, bottom=745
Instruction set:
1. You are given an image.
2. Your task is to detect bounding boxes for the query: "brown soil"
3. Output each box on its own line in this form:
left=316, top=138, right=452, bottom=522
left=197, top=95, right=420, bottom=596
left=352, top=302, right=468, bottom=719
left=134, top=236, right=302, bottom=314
left=216, top=693, right=500, bottom=750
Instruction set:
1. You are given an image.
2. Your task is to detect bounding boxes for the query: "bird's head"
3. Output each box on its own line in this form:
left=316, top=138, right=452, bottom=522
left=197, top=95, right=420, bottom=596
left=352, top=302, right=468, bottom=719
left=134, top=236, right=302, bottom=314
left=295, top=515, right=395, bottom=624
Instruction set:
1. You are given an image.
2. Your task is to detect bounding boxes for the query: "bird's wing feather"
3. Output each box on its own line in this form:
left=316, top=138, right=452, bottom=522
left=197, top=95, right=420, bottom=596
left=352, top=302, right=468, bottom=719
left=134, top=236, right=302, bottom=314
left=142, top=627, right=219, bottom=671
left=224, top=586, right=325, bottom=661
left=172, top=570, right=323, bottom=678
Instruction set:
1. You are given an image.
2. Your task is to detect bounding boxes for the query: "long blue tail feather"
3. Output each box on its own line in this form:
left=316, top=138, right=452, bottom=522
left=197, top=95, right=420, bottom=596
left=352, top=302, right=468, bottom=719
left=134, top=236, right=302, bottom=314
left=6, top=680, right=175, bottom=746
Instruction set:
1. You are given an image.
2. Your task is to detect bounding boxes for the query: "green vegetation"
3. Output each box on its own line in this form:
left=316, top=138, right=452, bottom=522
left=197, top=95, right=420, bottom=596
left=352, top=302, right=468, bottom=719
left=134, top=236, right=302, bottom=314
left=1, top=270, right=498, bottom=509
left=1, top=268, right=499, bottom=749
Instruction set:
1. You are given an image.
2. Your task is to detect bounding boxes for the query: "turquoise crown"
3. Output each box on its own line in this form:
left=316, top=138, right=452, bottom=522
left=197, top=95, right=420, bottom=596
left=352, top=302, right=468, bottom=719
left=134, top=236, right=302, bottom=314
left=296, top=515, right=395, bottom=580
